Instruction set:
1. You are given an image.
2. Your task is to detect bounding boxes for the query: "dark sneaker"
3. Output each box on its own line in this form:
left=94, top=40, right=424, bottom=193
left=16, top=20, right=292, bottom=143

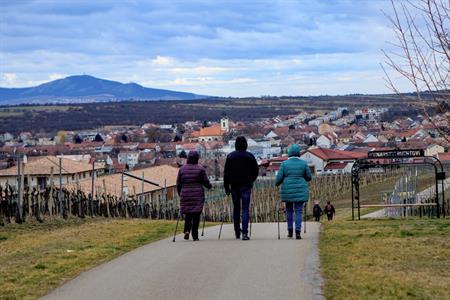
left=295, top=230, right=301, bottom=240
left=242, top=233, right=250, bottom=241
left=287, top=229, right=293, bottom=238
left=193, top=238, right=199, bottom=241
left=184, top=232, right=190, bottom=240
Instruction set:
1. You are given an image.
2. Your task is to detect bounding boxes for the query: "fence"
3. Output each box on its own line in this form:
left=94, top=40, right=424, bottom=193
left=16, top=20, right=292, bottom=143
left=0, top=169, right=401, bottom=225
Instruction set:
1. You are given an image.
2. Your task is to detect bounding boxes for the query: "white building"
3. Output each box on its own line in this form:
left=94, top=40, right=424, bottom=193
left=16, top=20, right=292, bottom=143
left=0, top=132, right=14, bottom=142
left=118, top=152, right=140, bottom=168
left=223, top=138, right=281, bottom=160
left=425, top=144, right=445, bottom=157
left=300, top=147, right=366, bottom=175
left=0, top=156, right=103, bottom=190
left=316, top=135, right=334, bottom=149
left=363, top=134, right=379, bottom=143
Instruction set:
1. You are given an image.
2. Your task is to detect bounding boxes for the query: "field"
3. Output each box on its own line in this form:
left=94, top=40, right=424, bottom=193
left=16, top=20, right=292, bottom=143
left=0, top=94, right=422, bottom=134
left=320, top=218, right=450, bottom=300
left=320, top=172, right=450, bottom=299
left=0, top=218, right=177, bottom=299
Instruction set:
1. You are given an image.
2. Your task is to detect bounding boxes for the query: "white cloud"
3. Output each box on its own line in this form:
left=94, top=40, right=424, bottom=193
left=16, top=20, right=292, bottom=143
left=151, top=56, right=175, bottom=67
left=49, top=73, right=65, bottom=80
left=1, top=73, right=17, bottom=86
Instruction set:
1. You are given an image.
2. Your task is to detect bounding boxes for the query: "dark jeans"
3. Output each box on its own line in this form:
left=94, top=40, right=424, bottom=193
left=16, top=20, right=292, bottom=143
left=327, top=213, right=333, bottom=221
left=286, top=202, right=303, bottom=231
left=231, top=185, right=252, bottom=235
left=314, top=215, right=321, bottom=222
left=184, top=212, right=201, bottom=238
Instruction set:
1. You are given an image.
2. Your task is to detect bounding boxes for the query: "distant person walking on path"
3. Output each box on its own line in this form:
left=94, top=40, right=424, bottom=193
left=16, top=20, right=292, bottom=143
left=312, top=200, right=323, bottom=222
left=224, top=136, right=259, bottom=240
left=275, top=144, right=312, bottom=239
left=324, top=201, right=335, bottom=221
left=177, top=151, right=212, bottom=241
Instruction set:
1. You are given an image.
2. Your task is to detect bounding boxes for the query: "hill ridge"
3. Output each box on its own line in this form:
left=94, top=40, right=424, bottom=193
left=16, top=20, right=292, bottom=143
left=0, top=75, right=207, bottom=104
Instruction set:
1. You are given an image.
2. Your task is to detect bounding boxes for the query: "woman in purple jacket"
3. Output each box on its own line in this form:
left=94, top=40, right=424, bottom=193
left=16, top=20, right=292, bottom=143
left=177, top=151, right=212, bottom=241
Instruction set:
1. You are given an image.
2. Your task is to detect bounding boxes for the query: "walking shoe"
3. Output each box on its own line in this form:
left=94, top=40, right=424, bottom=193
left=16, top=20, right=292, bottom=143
left=193, top=238, right=199, bottom=241
left=184, top=232, right=190, bottom=240
left=242, top=233, right=250, bottom=241
left=295, top=230, right=301, bottom=240
left=287, top=229, right=293, bottom=238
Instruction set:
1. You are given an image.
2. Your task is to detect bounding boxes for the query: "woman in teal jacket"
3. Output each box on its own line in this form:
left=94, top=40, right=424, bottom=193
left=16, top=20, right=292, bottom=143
left=275, top=144, right=312, bottom=239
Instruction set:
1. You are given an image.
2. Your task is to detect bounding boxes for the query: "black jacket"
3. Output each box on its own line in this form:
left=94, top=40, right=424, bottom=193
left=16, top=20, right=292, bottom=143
left=313, top=204, right=323, bottom=217
left=324, top=204, right=335, bottom=215
left=223, top=150, right=258, bottom=191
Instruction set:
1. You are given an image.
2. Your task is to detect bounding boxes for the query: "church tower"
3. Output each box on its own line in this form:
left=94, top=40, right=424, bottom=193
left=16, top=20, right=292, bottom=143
left=220, top=115, right=229, bottom=133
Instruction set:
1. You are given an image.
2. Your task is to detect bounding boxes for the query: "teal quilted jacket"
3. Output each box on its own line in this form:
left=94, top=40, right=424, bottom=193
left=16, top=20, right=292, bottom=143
left=275, top=144, right=312, bottom=202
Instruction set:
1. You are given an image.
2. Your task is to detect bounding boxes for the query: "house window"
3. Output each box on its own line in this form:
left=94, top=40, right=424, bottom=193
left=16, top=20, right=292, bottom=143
left=72, top=174, right=75, bottom=180
left=37, top=177, right=47, bottom=190
left=83, top=172, right=86, bottom=179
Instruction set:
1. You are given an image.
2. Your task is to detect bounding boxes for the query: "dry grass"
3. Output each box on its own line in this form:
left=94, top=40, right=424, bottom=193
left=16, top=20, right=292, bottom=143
left=0, top=218, right=177, bottom=299
left=320, top=218, right=450, bottom=299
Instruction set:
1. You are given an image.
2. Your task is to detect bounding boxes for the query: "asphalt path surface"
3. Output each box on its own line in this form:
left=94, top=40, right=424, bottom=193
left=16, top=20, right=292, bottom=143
left=43, top=222, right=323, bottom=300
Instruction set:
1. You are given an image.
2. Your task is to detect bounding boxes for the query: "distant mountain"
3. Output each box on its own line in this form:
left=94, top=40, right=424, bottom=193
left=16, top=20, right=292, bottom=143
left=0, top=75, right=208, bottom=104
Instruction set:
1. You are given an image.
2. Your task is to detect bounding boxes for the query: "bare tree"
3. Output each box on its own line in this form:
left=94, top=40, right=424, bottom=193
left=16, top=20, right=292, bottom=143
left=382, top=0, right=449, bottom=142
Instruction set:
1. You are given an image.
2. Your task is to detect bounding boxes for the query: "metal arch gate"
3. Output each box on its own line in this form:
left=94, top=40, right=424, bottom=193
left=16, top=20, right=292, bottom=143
left=351, top=149, right=446, bottom=220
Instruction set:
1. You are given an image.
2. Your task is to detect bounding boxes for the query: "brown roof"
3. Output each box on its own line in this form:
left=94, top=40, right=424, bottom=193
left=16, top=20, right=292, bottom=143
left=307, top=148, right=367, bottom=161
left=191, top=125, right=223, bottom=137
left=0, top=156, right=103, bottom=177
left=437, top=152, right=450, bottom=163
left=324, top=162, right=348, bottom=170
left=273, top=127, right=290, bottom=136
left=66, top=164, right=179, bottom=197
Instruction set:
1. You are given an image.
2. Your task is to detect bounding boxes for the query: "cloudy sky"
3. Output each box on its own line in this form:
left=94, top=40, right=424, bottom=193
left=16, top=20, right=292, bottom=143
left=0, top=0, right=409, bottom=96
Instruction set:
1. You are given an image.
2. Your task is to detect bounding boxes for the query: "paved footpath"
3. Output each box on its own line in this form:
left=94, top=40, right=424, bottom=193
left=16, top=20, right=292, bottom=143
left=43, top=222, right=323, bottom=300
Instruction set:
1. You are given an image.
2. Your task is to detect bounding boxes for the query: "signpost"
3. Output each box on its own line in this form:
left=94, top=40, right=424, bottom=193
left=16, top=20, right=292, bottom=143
left=368, top=149, right=424, bottom=159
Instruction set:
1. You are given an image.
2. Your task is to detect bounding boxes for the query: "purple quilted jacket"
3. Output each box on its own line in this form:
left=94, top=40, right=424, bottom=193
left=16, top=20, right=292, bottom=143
left=177, top=151, right=212, bottom=213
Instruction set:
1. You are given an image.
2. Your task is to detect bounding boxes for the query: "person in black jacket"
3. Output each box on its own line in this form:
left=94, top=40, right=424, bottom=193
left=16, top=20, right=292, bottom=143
left=312, top=200, right=323, bottom=222
left=323, top=201, right=335, bottom=221
left=224, top=136, right=259, bottom=240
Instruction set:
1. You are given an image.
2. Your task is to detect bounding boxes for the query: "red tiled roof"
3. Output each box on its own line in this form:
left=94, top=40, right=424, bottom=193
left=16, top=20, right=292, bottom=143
left=437, top=152, right=450, bottom=162
left=191, top=125, right=223, bottom=137
left=138, top=143, right=157, bottom=150
left=307, top=148, right=367, bottom=161
left=324, top=162, right=348, bottom=170
left=274, top=127, right=289, bottom=136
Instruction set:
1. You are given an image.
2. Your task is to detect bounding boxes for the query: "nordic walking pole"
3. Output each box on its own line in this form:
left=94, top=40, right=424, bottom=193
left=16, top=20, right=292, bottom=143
left=218, top=210, right=225, bottom=240
left=277, top=202, right=280, bottom=240
left=201, top=208, right=206, bottom=237
left=249, top=202, right=252, bottom=237
left=172, top=209, right=181, bottom=242
left=303, top=201, right=307, bottom=234
left=218, top=195, right=229, bottom=240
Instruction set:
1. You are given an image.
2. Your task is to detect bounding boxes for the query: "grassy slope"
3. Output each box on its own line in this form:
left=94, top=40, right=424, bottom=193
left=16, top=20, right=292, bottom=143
left=320, top=218, right=450, bottom=300
left=320, top=175, right=450, bottom=299
left=0, top=218, right=177, bottom=299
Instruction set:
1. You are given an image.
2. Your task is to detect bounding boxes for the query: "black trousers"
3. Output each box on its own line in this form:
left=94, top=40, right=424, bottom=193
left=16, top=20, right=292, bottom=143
left=184, top=212, right=201, bottom=238
left=327, top=213, right=333, bottom=221
left=314, top=215, right=321, bottom=222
